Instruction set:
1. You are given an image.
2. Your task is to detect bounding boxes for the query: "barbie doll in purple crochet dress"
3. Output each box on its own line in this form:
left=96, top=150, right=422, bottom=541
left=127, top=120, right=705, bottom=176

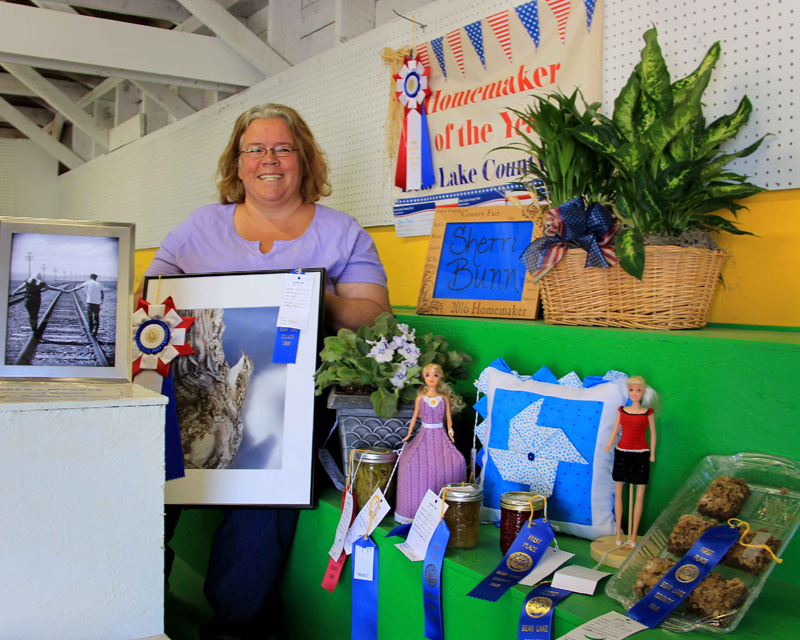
left=395, top=363, right=466, bottom=523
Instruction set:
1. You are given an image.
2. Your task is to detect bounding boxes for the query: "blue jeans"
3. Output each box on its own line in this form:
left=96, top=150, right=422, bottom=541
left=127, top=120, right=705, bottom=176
left=167, top=506, right=300, bottom=639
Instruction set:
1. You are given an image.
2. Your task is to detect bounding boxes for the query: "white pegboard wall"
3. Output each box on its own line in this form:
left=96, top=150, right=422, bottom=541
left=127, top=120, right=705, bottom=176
left=55, top=0, right=797, bottom=247
left=603, top=0, right=797, bottom=190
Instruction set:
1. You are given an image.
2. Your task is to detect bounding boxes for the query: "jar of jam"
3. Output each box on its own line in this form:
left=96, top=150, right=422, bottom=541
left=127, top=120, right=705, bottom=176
left=499, top=492, right=545, bottom=556
left=351, top=448, right=398, bottom=512
left=442, top=483, right=483, bottom=549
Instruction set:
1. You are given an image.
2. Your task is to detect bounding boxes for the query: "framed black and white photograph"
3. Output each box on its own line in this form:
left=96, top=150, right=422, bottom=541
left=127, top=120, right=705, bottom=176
left=144, top=269, right=324, bottom=507
left=0, top=217, right=134, bottom=381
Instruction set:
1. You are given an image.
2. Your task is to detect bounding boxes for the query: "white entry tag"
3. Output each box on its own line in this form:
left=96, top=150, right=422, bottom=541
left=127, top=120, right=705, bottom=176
left=557, top=611, right=647, bottom=640
left=353, top=545, right=375, bottom=581
left=328, top=490, right=354, bottom=561
left=345, top=488, right=390, bottom=555
left=395, top=490, right=449, bottom=562
left=277, top=271, right=313, bottom=331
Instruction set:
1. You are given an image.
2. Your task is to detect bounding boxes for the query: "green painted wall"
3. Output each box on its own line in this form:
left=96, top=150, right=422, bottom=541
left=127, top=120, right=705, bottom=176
left=393, top=312, right=800, bottom=584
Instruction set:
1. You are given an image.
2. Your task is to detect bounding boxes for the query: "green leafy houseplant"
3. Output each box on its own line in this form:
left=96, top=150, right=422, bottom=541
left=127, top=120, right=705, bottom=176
left=574, top=27, right=768, bottom=279
left=497, top=88, right=614, bottom=207
left=313, top=313, right=471, bottom=419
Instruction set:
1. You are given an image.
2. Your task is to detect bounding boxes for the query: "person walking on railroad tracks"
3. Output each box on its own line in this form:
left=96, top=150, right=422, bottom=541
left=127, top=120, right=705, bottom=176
left=11, top=273, right=66, bottom=336
left=71, top=274, right=105, bottom=336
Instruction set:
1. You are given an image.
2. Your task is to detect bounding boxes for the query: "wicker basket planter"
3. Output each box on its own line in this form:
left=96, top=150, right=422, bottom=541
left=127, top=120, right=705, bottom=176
left=540, top=245, right=726, bottom=329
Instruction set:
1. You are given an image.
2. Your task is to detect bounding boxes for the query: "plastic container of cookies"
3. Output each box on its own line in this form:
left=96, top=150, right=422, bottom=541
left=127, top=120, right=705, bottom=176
left=605, top=452, right=800, bottom=633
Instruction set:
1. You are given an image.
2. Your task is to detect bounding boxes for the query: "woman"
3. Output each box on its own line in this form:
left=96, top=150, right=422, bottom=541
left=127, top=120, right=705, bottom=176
left=12, top=273, right=65, bottom=335
left=395, top=363, right=466, bottom=523
left=146, top=104, right=391, bottom=639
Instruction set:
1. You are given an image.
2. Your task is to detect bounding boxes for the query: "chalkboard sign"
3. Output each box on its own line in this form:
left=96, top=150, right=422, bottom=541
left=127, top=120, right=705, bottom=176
left=417, top=207, right=541, bottom=319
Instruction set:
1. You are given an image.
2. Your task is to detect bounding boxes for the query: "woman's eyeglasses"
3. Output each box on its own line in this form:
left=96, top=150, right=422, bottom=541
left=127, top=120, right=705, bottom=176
left=240, top=145, right=297, bottom=158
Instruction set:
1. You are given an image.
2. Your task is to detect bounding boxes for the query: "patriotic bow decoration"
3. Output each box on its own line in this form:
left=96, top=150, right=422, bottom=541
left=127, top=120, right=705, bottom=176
left=132, top=297, right=195, bottom=377
left=520, top=197, right=618, bottom=283
left=394, top=56, right=435, bottom=191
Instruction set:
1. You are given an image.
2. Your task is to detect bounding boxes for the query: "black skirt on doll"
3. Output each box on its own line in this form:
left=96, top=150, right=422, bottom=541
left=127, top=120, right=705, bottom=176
left=612, top=449, right=650, bottom=485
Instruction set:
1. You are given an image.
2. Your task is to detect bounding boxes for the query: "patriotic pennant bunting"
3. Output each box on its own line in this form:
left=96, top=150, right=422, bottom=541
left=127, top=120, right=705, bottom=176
left=486, top=10, right=512, bottom=63
left=446, top=29, right=465, bottom=76
left=464, top=20, right=485, bottom=68
left=545, top=0, right=571, bottom=43
left=584, top=0, right=598, bottom=30
left=430, top=36, right=447, bottom=79
left=516, top=1, right=541, bottom=49
left=415, top=42, right=431, bottom=71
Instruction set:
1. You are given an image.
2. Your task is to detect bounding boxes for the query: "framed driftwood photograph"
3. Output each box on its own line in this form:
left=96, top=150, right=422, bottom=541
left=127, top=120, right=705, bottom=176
left=0, top=217, right=134, bottom=381
left=416, top=206, right=542, bottom=319
left=143, top=269, right=324, bottom=507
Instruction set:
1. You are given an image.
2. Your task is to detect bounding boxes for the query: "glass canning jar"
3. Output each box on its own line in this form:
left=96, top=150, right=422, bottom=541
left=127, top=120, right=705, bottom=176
left=499, top=491, right=544, bottom=556
left=351, top=448, right=397, bottom=512
left=442, top=483, right=483, bottom=549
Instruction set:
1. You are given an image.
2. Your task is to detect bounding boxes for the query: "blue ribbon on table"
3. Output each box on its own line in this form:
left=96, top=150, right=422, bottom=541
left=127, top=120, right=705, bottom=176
left=468, top=517, right=556, bottom=602
left=351, top=535, right=379, bottom=640
left=162, top=370, right=185, bottom=481
left=518, top=583, right=572, bottom=640
left=423, top=520, right=450, bottom=640
left=519, top=197, right=618, bottom=283
left=627, top=523, right=740, bottom=628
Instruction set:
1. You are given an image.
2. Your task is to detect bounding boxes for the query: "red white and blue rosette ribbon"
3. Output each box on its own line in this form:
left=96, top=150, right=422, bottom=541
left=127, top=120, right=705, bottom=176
left=520, top=197, right=618, bottom=283
left=132, top=297, right=194, bottom=377
left=394, top=56, right=435, bottom=191
left=132, top=296, right=195, bottom=482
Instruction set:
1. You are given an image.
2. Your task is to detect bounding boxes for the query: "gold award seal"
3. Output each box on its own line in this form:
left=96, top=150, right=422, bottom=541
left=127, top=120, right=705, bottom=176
left=507, top=552, right=533, bottom=572
left=424, top=563, right=438, bottom=587
left=525, top=596, right=553, bottom=618
left=675, top=564, right=701, bottom=583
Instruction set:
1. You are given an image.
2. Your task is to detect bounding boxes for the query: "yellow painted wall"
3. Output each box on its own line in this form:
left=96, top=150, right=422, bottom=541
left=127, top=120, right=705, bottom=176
left=134, top=188, right=800, bottom=328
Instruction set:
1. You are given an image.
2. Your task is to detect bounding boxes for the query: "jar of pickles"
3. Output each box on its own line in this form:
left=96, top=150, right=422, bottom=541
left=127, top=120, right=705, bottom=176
left=499, top=491, right=544, bottom=555
left=351, top=448, right=398, bottom=512
left=442, top=483, right=483, bottom=549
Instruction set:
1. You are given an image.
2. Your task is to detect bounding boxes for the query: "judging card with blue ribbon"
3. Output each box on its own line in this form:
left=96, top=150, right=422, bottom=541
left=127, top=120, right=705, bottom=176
left=352, top=535, right=379, bottom=640
left=469, top=516, right=556, bottom=602
left=274, top=269, right=313, bottom=364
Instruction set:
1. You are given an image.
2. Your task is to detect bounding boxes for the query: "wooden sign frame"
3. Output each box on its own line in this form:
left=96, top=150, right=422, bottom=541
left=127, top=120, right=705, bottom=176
left=416, top=206, right=542, bottom=319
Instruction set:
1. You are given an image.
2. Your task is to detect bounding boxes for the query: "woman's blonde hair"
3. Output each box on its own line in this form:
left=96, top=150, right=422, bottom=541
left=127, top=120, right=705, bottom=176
left=216, top=104, right=332, bottom=204
left=418, top=362, right=465, bottom=414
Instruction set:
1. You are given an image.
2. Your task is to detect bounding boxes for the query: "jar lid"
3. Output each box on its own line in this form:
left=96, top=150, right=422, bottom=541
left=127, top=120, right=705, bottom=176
left=500, top=491, right=545, bottom=511
left=443, top=482, right=483, bottom=502
left=353, top=448, right=398, bottom=464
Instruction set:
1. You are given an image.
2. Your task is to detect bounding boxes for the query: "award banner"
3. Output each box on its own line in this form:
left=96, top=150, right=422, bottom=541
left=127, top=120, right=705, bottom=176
left=423, top=520, right=450, bottom=640
left=519, top=583, right=572, bottom=640
left=627, top=523, right=740, bottom=628
left=394, top=0, right=604, bottom=237
left=468, top=517, right=556, bottom=602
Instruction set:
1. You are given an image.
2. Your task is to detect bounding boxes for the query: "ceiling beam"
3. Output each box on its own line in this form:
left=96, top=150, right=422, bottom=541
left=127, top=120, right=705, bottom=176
left=0, top=96, right=84, bottom=169
left=0, top=72, right=87, bottom=101
left=174, top=0, right=236, bottom=33
left=175, top=0, right=289, bottom=76
left=43, top=0, right=192, bottom=24
left=29, top=0, right=79, bottom=14
left=0, top=2, right=264, bottom=92
left=3, top=63, right=110, bottom=149
left=132, top=81, right=196, bottom=120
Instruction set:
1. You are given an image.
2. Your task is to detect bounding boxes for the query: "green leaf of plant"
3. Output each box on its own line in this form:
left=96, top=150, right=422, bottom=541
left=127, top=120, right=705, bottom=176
left=639, top=27, right=673, bottom=117
left=399, top=385, right=418, bottom=404
left=613, top=73, right=640, bottom=142
left=696, top=96, right=753, bottom=156
left=698, top=137, right=767, bottom=180
left=615, top=228, right=645, bottom=280
left=371, top=387, right=399, bottom=419
left=671, top=41, right=720, bottom=106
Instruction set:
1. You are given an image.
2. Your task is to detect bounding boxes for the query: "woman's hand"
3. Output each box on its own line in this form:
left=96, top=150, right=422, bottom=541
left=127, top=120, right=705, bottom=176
left=325, top=283, right=391, bottom=332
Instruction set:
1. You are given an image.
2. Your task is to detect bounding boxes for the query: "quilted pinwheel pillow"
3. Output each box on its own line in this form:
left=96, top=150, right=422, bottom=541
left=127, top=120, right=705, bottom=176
left=474, top=362, right=629, bottom=540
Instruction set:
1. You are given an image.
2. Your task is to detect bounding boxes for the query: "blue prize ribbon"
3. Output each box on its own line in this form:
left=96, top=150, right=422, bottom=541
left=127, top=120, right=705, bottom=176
left=162, top=369, right=185, bottom=481
left=518, top=584, right=571, bottom=640
left=468, top=518, right=556, bottom=602
left=387, top=523, right=412, bottom=539
left=351, top=536, right=379, bottom=640
left=627, top=523, right=740, bottom=628
left=423, top=520, right=450, bottom=640
left=272, top=327, right=300, bottom=363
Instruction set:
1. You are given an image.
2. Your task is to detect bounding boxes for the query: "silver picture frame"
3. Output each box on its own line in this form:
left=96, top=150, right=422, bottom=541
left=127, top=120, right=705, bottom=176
left=144, top=269, right=324, bottom=507
left=0, top=217, right=134, bottom=382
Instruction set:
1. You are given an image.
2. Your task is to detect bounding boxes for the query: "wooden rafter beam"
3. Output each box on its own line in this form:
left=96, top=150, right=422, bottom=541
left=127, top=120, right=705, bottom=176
left=175, top=0, right=289, bottom=77
left=0, top=96, right=84, bottom=169
left=0, top=2, right=264, bottom=92
left=42, top=0, right=192, bottom=24
left=132, top=81, right=196, bottom=120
